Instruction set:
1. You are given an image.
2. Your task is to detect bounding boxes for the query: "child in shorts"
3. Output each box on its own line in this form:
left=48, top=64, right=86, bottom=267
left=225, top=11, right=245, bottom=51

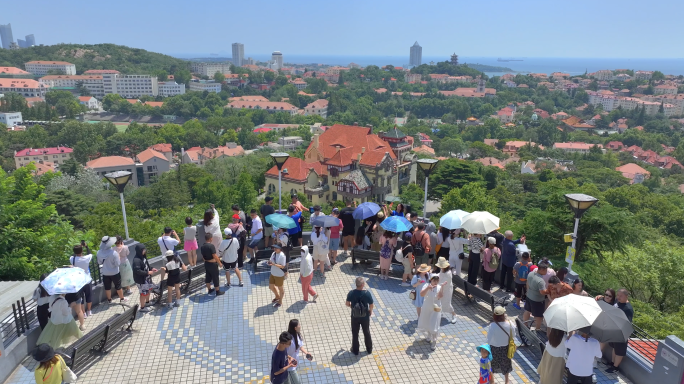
left=512, top=252, right=532, bottom=310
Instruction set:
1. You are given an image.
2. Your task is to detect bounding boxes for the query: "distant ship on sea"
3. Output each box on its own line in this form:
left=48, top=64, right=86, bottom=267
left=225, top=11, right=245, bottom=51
left=497, top=58, right=524, bottom=62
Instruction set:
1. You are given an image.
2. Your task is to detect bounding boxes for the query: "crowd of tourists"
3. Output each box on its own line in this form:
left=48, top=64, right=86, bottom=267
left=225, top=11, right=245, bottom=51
left=28, top=196, right=635, bottom=384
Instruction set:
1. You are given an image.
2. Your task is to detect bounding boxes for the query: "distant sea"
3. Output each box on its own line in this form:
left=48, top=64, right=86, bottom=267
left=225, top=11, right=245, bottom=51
left=170, top=53, right=684, bottom=76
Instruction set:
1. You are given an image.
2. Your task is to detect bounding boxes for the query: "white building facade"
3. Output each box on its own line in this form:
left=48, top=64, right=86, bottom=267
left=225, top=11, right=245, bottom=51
left=232, top=43, right=244, bottom=67
left=189, top=80, right=221, bottom=93
left=25, top=61, right=76, bottom=76
left=190, top=62, right=231, bottom=77
left=102, top=73, right=158, bottom=98
left=0, top=112, right=22, bottom=126
left=158, top=81, right=186, bottom=96
left=39, top=75, right=105, bottom=98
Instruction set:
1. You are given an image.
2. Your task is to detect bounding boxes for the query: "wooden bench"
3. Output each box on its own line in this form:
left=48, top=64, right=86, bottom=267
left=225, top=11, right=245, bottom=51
left=515, top=317, right=545, bottom=354
left=67, top=304, right=138, bottom=371
left=465, top=281, right=510, bottom=312
left=187, top=263, right=207, bottom=292
left=152, top=269, right=192, bottom=306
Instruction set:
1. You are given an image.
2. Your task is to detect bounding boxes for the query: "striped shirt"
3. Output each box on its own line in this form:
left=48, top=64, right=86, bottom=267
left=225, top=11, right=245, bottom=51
left=468, top=237, right=484, bottom=254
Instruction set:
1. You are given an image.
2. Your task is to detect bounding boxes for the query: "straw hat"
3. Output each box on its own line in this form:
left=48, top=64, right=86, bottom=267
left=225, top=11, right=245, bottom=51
left=416, top=264, right=431, bottom=273
left=435, top=257, right=450, bottom=269
left=493, top=306, right=506, bottom=316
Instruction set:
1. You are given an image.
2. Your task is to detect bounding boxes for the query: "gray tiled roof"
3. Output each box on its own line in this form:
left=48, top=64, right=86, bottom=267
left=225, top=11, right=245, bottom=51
left=341, top=169, right=371, bottom=189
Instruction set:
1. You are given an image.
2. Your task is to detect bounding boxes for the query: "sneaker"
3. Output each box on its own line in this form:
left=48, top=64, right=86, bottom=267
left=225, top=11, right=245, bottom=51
left=167, top=303, right=174, bottom=309
left=173, top=301, right=180, bottom=308
left=139, top=307, right=151, bottom=313
left=208, top=289, right=214, bottom=295
left=401, top=282, right=410, bottom=287
left=107, top=299, right=113, bottom=305
left=274, top=302, right=282, bottom=308
left=312, top=294, right=318, bottom=302
left=83, top=312, right=88, bottom=319
left=87, top=311, right=93, bottom=317
left=450, top=317, right=457, bottom=324
left=215, top=290, right=225, bottom=296
left=512, top=303, right=521, bottom=310
left=238, top=282, right=244, bottom=287
left=124, top=288, right=132, bottom=295
left=605, top=366, right=619, bottom=374
left=430, top=340, right=437, bottom=351
left=79, top=324, right=86, bottom=332
left=120, top=297, right=129, bottom=303
left=225, top=282, right=231, bottom=288
left=272, top=298, right=278, bottom=303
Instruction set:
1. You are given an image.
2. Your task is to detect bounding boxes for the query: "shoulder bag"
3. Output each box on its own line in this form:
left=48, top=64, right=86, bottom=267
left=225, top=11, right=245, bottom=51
left=409, top=289, right=417, bottom=301
left=495, top=321, right=517, bottom=359
left=60, top=355, right=78, bottom=382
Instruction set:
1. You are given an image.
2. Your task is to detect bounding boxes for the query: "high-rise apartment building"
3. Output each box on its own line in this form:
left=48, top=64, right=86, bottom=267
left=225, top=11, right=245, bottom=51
left=25, top=34, right=35, bottom=46
left=272, top=51, right=283, bottom=70
left=101, top=73, right=158, bottom=98
left=409, top=42, right=422, bottom=67
left=232, top=43, right=244, bottom=67
left=0, top=24, right=14, bottom=49
left=17, top=39, right=26, bottom=48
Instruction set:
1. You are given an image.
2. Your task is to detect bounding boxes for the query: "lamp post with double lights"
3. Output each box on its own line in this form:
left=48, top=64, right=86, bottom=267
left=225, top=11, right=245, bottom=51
left=270, top=153, right=290, bottom=213
left=564, top=193, right=598, bottom=272
left=416, top=158, right=440, bottom=221
left=104, top=171, right=133, bottom=240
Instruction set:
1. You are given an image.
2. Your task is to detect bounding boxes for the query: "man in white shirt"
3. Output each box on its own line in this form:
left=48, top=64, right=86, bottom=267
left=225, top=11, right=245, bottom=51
left=96, top=236, right=128, bottom=304
left=566, top=331, right=602, bottom=384
left=247, top=209, right=263, bottom=261
left=158, top=227, right=180, bottom=254
left=268, top=244, right=287, bottom=308
left=219, top=228, right=243, bottom=287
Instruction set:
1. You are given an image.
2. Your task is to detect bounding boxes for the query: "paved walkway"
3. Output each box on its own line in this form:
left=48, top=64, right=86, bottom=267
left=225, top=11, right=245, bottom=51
left=4, top=253, right=631, bottom=384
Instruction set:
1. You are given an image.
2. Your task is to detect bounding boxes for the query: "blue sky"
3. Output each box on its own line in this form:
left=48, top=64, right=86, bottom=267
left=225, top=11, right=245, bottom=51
left=3, top=0, right=683, bottom=58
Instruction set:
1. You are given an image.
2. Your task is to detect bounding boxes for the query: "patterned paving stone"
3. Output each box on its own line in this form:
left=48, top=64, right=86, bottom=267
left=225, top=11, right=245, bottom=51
left=3, top=252, right=631, bottom=384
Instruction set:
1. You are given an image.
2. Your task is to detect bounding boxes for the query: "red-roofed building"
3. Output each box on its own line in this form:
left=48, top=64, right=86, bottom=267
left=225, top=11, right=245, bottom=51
left=412, top=145, right=435, bottom=156
left=148, top=143, right=173, bottom=162
left=502, top=141, right=542, bottom=155
left=265, top=124, right=417, bottom=204
left=29, top=160, right=56, bottom=176
left=0, top=67, right=32, bottom=78
left=14, top=146, right=73, bottom=168
left=136, top=148, right=171, bottom=185
left=304, top=99, right=328, bottom=118
left=226, top=100, right=298, bottom=115
left=254, top=127, right=273, bottom=134
left=78, top=96, right=99, bottom=110
left=86, top=156, right=139, bottom=186
left=0, top=79, right=49, bottom=97
left=606, top=141, right=624, bottom=151
left=496, top=107, right=516, bottom=123
left=83, top=69, right=120, bottom=75
left=182, top=143, right=245, bottom=166
left=553, top=142, right=603, bottom=153
left=616, top=163, right=650, bottom=184
left=418, top=133, right=433, bottom=147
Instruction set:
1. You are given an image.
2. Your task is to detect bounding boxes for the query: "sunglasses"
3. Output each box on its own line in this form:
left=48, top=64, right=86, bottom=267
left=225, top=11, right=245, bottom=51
left=604, top=293, right=613, bottom=298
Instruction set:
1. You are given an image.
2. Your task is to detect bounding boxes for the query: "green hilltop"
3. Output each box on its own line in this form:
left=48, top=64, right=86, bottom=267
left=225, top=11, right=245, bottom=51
left=0, top=43, right=189, bottom=75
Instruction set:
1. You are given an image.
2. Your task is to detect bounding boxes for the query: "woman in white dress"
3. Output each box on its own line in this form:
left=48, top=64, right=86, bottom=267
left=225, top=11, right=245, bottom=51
left=115, top=235, right=134, bottom=294
left=417, top=275, right=448, bottom=350
left=446, top=230, right=469, bottom=277
left=36, top=294, right=83, bottom=349
left=435, top=257, right=457, bottom=323
left=203, top=204, right=222, bottom=249
left=310, top=226, right=329, bottom=276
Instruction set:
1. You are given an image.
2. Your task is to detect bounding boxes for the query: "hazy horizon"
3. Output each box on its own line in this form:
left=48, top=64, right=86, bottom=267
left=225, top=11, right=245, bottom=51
left=2, top=0, right=683, bottom=59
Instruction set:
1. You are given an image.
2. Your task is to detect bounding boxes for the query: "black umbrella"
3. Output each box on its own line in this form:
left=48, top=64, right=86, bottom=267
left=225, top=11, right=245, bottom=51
left=589, top=300, right=634, bottom=343
left=312, top=216, right=340, bottom=228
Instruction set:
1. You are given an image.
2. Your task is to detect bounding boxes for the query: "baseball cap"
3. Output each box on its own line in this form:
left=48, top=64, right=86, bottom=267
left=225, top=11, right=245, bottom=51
left=224, top=228, right=233, bottom=236
left=265, top=196, right=274, bottom=202
left=232, top=214, right=240, bottom=220
left=493, top=306, right=505, bottom=316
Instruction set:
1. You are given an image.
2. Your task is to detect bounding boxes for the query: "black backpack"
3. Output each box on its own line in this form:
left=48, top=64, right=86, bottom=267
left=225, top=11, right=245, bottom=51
left=413, top=233, right=425, bottom=257
left=351, top=291, right=369, bottom=318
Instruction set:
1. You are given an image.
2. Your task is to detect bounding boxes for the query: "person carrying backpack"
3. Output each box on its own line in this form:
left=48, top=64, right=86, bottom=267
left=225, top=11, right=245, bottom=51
left=512, top=252, right=532, bottom=310
left=345, top=277, right=374, bottom=356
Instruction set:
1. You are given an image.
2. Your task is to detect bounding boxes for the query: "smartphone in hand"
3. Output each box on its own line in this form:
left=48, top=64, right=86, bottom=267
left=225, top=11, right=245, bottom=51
left=305, top=353, right=313, bottom=361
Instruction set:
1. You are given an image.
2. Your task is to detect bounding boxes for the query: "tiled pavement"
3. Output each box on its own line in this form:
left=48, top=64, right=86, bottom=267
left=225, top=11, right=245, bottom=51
left=4, top=253, right=631, bottom=384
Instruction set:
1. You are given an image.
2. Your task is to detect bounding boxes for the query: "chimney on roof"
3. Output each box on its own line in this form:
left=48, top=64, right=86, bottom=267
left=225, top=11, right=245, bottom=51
left=357, top=154, right=362, bottom=162
left=353, top=122, right=358, bottom=126
left=313, top=134, right=319, bottom=149
left=361, top=147, right=365, bottom=153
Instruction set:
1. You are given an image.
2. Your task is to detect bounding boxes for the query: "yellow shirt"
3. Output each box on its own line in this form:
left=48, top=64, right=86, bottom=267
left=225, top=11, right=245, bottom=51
left=34, top=356, right=64, bottom=384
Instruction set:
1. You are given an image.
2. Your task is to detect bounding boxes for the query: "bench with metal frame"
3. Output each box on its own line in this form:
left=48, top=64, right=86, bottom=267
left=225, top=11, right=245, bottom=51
left=465, top=281, right=510, bottom=312
left=186, top=263, right=207, bottom=292
left=515, top=317, right=546, bottom=354
left=66, top=304, right=139, bottom=371
left=451, top=274, right=470, bottom=303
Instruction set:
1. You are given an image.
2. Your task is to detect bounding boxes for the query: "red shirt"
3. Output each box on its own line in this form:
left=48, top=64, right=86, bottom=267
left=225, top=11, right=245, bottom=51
left=329, top=220, right=343, bottom=239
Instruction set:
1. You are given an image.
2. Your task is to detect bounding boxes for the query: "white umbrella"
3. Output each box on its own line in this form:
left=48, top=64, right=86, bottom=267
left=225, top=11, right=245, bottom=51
left=41, top=267, right=92, bottom=295
left=439, top=209, right=470, bottom=230
left=543, top=294, right=602, bottom=332
left=459, top=211, right=500, bottom=234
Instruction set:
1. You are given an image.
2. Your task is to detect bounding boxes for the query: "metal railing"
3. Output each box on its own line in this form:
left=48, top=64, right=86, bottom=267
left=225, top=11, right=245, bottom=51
left=1, top=297, right=38, bottom=349
left=629, top=323, right=659, bottom=366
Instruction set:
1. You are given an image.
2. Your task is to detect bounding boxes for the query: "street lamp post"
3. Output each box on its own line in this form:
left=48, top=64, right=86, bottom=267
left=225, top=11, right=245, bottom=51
left=416, top=159, right=439, bottom=221
left=270, top=152, right=290, bottom=213
left=564, top=193, right=598, bottom=272
left=104, top=171, right=133, bottom=240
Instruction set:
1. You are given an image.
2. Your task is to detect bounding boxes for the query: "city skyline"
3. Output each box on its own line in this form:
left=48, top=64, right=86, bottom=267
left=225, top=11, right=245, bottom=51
left=1, top=0, right=683, bottom=58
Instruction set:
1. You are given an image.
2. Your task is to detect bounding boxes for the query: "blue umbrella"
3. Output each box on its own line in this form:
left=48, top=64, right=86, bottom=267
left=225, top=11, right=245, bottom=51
left=352, top=202, right=381, bottom=220
left=265, top=214, right=297, bottom=229
left=41, top=267, right=92, bottom=295
left=380, top=216, right=413, bottom=232
left=439, top=209, right=470, bottom=230
left=312, top=216, right=340, bottom=228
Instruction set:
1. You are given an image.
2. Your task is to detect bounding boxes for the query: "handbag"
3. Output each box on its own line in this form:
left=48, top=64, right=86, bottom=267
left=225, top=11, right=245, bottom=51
left=60, top=355, right=78, bottom=382
left=495, top=321, right=517, bottom=359
left=409, top=290, right=416, bottom=300
left=434, top=244, right=442, bottom=255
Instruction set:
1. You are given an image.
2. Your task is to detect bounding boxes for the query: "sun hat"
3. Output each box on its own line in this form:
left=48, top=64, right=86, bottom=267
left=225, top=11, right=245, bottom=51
left=224, top=228, right=233, bottom=236
left=164, top=250, right=174, bottom=257
left=32, top=344, right=55, bottom=362
left=493, top=306, right=506, bottom=316
left=100, top=235, right=116, bottom=248
left=436, top=257, right=450, bottom=269
left=487, top=237, right=496, bottom=245
left=416, top=264, right=431, bottom=273
left=377, top=211, right=385, bottom=219
left=476, top=344, right=493, bottom=361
